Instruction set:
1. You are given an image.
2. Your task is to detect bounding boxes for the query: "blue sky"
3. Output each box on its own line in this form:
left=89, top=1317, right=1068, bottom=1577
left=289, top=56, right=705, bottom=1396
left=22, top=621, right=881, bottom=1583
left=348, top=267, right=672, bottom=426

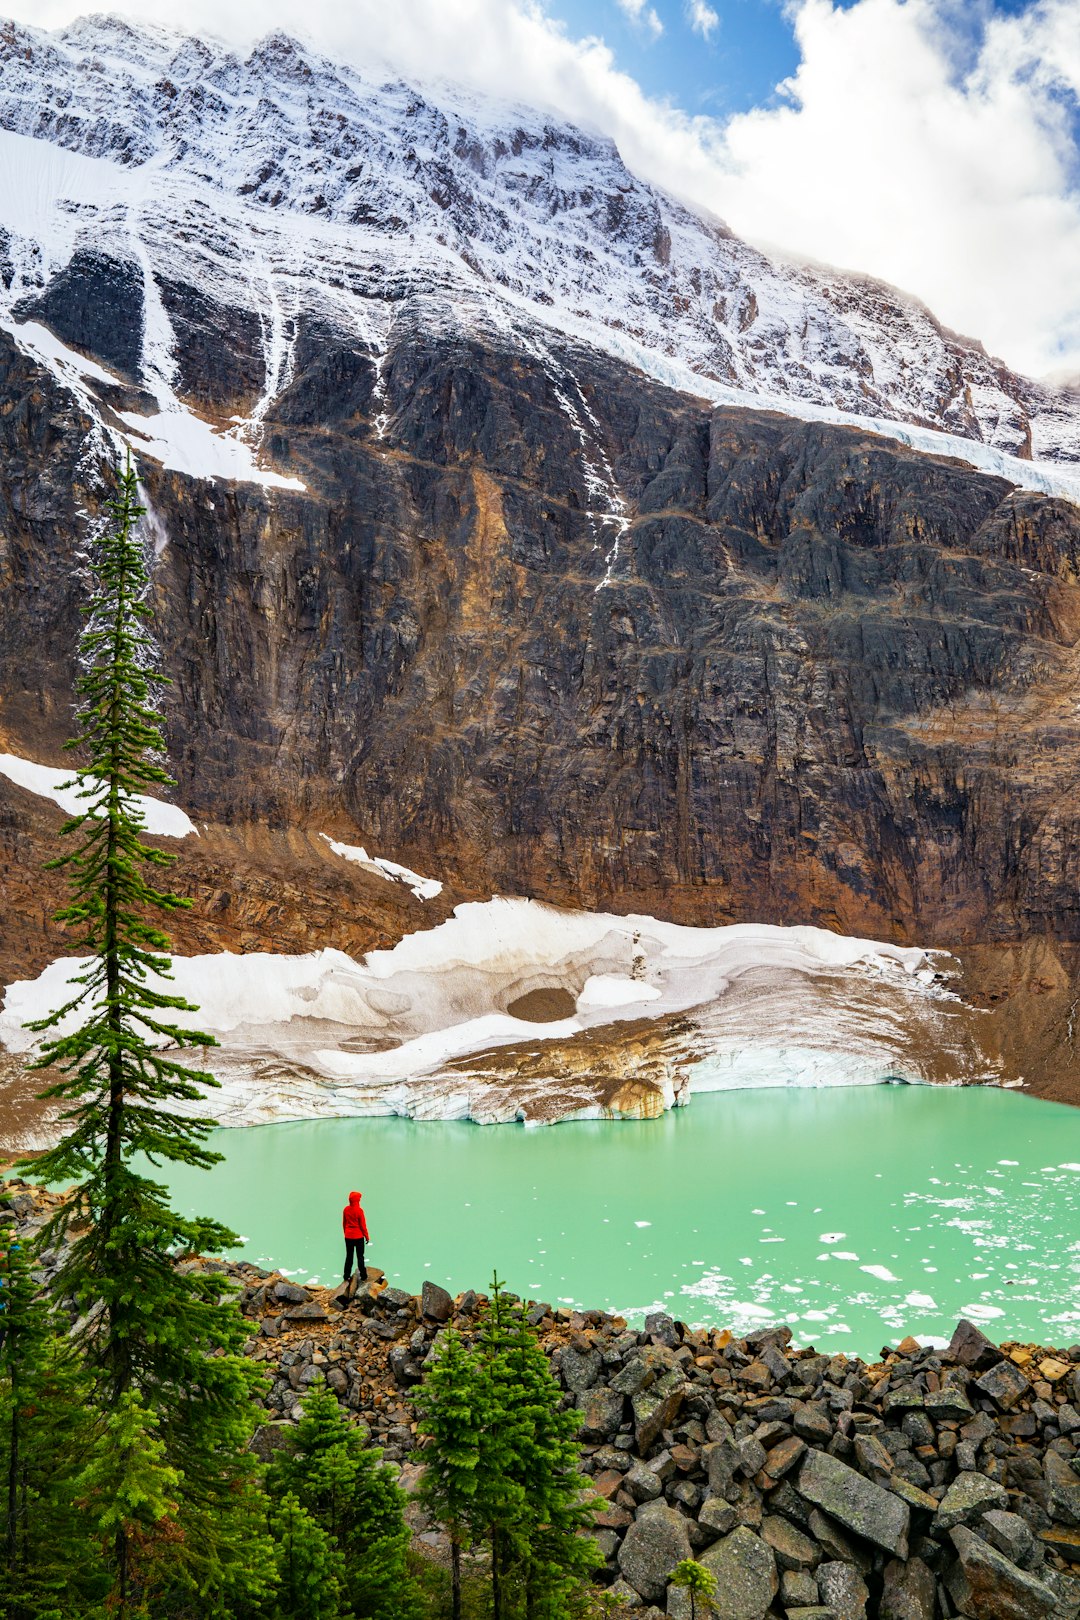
left=546, top=0, right=1046, bottom=120
left=552, top=0, right=804, bottom=116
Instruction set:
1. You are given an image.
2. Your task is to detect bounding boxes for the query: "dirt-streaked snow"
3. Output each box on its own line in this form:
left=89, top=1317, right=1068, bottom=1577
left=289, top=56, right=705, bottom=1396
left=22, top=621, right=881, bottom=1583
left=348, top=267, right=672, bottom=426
left=320, top=834, right=442, bottom=900
left=0, top=751, right=196, bottom=838
left=0, top=896, right=972, bottom=1128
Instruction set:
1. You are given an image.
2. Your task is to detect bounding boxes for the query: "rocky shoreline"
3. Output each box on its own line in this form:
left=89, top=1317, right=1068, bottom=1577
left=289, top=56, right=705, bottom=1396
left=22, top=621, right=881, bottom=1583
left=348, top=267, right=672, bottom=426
left=8, top=1178, right=1080, bottom=1618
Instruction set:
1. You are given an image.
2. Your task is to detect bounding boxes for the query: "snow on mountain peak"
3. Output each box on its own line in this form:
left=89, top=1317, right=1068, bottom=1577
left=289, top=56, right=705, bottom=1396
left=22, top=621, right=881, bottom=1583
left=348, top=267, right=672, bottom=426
left=0, top=12, right=1077, bottom=500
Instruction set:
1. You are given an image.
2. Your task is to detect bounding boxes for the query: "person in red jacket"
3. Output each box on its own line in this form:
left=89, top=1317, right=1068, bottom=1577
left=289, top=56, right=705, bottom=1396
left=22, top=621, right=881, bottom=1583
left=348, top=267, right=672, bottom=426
left=342, top=1190, right=370, bottom=1286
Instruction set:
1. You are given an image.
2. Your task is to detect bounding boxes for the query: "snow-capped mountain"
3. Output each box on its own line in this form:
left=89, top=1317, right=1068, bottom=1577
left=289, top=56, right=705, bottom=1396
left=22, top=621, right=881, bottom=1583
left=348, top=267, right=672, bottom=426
left=0, top=13, right=1078, bottom=501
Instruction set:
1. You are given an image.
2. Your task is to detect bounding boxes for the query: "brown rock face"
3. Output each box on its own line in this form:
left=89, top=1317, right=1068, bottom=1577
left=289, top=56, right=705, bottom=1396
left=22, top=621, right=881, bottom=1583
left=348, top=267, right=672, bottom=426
left=3, top=312, right=1080, bottom=1093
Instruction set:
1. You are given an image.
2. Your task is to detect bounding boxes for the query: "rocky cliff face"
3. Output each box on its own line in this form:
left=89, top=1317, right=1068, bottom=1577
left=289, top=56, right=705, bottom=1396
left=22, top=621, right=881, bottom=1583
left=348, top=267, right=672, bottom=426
left=2, top=307, right=1080, bottom=1098
left=2, top=15, right=1080, bottom=1107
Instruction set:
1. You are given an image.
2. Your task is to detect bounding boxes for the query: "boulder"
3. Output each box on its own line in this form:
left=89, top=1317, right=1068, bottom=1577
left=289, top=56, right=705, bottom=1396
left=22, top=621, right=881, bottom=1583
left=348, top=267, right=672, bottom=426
left=974, top=1359, right=1030, bottom=1411
left=645, top=1312, right=680, bottom=1349
left=946, top=1525, right=1057, bottom=1620
left=633, top=1369, right=686, bottom=1452
left=577, top=1386, right=625, bottom=1443
left=420, top=1280, right=453, bottom=1322
left=617, top=1504, right=692, bottom=1603
left=806, top=1510, right=872, bottom=1573
left=982, top=1511, right=1038, bottom=1570
left=796, top=1448, right=910, bottom=1557
left=613, top=1346, right=675, bottom=1397
left=625, top=1459, right=665, bottom=1504
left=698, top=1527, right=779, bottom=1620
left=559, top=1344, right=603, bottom=1393
left=761, top=1514, right=819, bottom=1571
left=933, top=1471, right=1010, bottom=1532
left=272, top=1280, right=308, bottom=1304
left=248, top=1423, right=298, bottom=1464
left=698, top=1496, right=737, bottom=1537
left=816, top=1561, right=868, bottom=1620
left=879, top=1557, right=936, bottom=1620
left=284, top=1302, right=329, bottom=1322
left=945, top=1320, right=1004, bottom=1371
left=1046, top=1452, right=1080, bottom=1526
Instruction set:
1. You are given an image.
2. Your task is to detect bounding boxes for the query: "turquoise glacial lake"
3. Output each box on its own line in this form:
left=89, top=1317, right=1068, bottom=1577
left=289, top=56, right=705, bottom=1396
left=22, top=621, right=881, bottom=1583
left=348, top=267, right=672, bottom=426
left=157, top=1086, right=1080, bottom=1356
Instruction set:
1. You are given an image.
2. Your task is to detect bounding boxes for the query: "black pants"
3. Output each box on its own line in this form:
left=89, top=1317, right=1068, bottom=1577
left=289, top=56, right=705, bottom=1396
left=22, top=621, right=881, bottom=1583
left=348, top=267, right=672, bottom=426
left=343, top=1238, right=366, bottom=1281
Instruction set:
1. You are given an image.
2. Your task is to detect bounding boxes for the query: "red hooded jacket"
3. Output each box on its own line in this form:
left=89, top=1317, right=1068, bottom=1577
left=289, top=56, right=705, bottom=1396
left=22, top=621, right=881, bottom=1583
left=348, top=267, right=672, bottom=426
left=343, top=1191, right=369, bottom=1240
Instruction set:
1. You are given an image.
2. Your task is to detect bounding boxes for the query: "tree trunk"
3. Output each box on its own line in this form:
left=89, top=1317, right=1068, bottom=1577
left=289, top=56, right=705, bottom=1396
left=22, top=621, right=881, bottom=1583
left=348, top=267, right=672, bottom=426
left=451, top=1536, right=462, bottom=1620
left=6, top=1358, right=17, bottom=1573
left=491, top=1524, right=502, bottom=1620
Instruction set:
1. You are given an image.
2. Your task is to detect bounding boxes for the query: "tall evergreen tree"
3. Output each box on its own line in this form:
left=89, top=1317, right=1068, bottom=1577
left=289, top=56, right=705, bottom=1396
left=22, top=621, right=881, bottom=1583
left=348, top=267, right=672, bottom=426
left=414, top=1330, right=489, bottom=1620
left=22, top=454, right=268, bottom=1614
left=0, top=1224, right=103, bottom=1620
left=266, top=1378, right=421, bottom=1620
left=479, top=1278, right=599, bottom=1620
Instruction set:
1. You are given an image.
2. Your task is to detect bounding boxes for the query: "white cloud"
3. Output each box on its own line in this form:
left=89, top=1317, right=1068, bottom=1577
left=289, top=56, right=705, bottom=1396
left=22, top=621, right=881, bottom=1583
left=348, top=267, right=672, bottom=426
left=685, top=0, right=719, bottom=41
left=616, top=0, right=663, bottom=39
left=6, top=0, right=1080, bottom=379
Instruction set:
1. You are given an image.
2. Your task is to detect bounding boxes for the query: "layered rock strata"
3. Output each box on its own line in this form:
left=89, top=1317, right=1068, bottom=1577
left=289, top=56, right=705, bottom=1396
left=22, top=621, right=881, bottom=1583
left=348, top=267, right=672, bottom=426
left=10, top=1179, right=1080, bottom=1619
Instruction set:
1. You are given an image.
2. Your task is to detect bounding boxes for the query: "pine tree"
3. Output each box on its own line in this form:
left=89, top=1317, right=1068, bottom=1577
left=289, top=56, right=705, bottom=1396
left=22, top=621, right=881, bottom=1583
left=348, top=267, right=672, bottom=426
left=668, top=1557, right=717, bottom=1620
left=0, top=1224, right=103, bottom=1619
left=74, top=1393, right=182, bottom=1619
left=265, top=1492, right=344, bottom=1620
left=479, top=1278, right=600, bottom=1620
left=413, top=1330, right=488, bottom=1620
left=22, top=454, right=267, bottom=1613
left=266, top=1378, right=422, bottom=1620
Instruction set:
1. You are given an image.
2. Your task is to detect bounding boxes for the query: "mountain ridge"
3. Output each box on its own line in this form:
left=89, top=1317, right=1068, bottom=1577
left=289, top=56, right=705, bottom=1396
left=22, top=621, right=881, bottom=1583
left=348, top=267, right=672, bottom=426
left=1, top=12, right=1078, bottom=502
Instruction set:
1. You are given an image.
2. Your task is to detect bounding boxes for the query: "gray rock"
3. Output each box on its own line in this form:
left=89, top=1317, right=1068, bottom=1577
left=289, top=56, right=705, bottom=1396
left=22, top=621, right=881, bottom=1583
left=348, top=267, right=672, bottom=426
left=780, top=1570, right=820, bottom=1608
left=646, top=1312, right=680, bottom=1349
left=577, top=1386, right=625, bottom=1442
left=926, top=1385, right=976, bottom=1422
left=933, top=1470, right=1009, bottom=1532
left=1045, top=1452, right=1080, bottom=1526
left=284, top=1302, right=329, bottom=1322
left=634, top=1369, right=686, bottom=1452
left=704, top=1435, right=741, bottom=1500
left=761, top=1515, right=819, bottom=1571
left=816, top=1561, right=868, bottom=1620
left=617, top=1505, right=693, bottom=1603
left=945, top=1320, right=1003, bottom=1371
left=272, top=1280, right=308, bottom=1304
left=793, top=1403, right=833, bottom=1445
left=626, top=1459, right=665, bottom=1503
left=560, top=1344, right=603, bottom=1393
left=420, top=1280, right=453, bottom=1322
left=613, top=1346, right=675, bottom=1397
left=880, top=1557, right=936, bottom=1620
left=609, top=1577, right=644, bottom=1609
left=946, top=1525, right=1057, bottom=1620
left=698, top=1526, right=779, bottom=1620
left=796, top=1448, right=910, bottom=1557
left=974, top=1359, right=1031, bottom=1411
left=806, top=1511, right=872, bottom=1573
left=736, top=1436, right=768, bottom=1478
left=982, top=1511, right=1038, bottom=1570
left=698, top=1497, right=737, bottom=1537
left=248, top=1423, right=298, bottom=1464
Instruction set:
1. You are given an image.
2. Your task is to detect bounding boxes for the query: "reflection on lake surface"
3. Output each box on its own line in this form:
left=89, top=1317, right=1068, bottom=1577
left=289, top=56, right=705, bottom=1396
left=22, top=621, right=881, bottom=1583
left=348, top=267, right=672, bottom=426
left=156, top=1085, right=1080, bottom=1355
